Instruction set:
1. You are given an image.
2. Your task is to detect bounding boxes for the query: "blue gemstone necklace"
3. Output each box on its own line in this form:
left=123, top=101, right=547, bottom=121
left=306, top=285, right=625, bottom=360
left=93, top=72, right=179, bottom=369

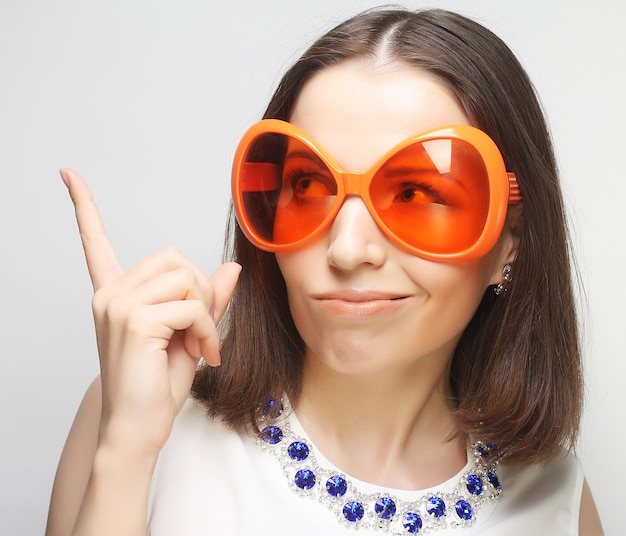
left=257, top=399, right=502, bottom=534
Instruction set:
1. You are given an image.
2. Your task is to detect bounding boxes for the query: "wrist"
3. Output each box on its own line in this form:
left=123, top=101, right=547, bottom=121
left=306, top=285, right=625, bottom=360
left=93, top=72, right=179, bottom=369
left=97, top=412, right=168, bottom=463
left=92, top=439, right=160, bottom=478
left=72, top=441, right=158, bottom=536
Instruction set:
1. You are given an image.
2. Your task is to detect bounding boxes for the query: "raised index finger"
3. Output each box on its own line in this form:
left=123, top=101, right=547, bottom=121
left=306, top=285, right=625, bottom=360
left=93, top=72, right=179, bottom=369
left=60, top=168, right=123, bottom=290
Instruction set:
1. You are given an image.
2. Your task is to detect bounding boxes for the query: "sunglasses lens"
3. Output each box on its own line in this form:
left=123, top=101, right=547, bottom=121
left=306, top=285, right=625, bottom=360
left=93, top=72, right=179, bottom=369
left=370, top=138, right=491, bottom=255
left=238, top=133, right=338, bottom=247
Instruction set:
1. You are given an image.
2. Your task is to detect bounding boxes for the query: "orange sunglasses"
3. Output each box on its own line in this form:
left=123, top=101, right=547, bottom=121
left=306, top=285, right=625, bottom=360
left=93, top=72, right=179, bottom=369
left=232, top=119, right=522, bottom=262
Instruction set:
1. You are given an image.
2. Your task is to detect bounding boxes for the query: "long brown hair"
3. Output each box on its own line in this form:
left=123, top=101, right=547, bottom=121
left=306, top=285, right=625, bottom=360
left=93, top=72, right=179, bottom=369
left=192, top=8, right=583, bottom=465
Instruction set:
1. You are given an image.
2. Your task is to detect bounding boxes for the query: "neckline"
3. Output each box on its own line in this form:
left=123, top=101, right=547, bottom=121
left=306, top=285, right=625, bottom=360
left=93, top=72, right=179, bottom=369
left=287, top=400, right=471, bottom=497
left=256, top=398, right=502, bottom=533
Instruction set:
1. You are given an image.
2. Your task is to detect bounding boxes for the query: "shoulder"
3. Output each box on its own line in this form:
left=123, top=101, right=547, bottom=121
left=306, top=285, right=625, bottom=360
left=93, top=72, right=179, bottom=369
left=484, top=452, right=584, bottom=535
left=154, top=396, right=249, bottom=467
left=147, top=398, right=261, bottom=533
left=147, top=399, right=355, bottom=535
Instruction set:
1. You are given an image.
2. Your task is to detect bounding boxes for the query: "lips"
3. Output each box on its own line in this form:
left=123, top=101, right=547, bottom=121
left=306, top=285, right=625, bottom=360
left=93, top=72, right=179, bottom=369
left=312, top=290, right=411, bottom=317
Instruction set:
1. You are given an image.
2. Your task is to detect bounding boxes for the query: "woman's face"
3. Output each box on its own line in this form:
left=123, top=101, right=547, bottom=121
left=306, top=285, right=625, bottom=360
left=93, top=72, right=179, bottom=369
left=275, top=60, right=515, bottom=379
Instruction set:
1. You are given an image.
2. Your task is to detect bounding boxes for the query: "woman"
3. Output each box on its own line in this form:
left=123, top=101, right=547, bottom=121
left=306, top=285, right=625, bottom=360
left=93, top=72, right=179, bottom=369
left=47, top=8, right=603, bottom=535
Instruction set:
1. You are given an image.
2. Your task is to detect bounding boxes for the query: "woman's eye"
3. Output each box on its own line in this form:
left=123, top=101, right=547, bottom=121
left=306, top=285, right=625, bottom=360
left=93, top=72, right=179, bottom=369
left=294, top=177, right=313, bottom=194
left=286, top=168, right=336, bottom=199
left=394, top=181, right=445, bottom=204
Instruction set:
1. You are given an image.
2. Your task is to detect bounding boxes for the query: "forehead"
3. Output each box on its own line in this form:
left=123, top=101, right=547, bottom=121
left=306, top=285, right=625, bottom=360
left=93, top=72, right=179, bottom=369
left=289, top=60, right=470, bottom=172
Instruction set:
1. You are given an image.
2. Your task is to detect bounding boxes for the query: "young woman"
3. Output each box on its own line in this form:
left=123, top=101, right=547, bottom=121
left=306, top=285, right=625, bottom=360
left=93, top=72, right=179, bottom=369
left=47, top=8, right=603, bottom=535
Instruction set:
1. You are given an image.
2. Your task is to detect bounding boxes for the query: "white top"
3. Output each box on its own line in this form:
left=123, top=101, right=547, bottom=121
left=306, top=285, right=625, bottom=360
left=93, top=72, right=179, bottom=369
left=148, top=398, right=583, bottom=535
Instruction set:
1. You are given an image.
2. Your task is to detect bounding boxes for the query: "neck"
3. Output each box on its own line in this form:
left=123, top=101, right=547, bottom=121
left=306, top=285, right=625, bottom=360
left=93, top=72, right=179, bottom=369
left=293, top=353, right=467, bottom=490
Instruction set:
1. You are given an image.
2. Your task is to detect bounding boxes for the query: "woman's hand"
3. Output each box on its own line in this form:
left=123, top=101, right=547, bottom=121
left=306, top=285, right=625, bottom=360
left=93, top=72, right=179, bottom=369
left=47, top=169, right=239, bottom=535
left=61, top=168, right=241, bottom=458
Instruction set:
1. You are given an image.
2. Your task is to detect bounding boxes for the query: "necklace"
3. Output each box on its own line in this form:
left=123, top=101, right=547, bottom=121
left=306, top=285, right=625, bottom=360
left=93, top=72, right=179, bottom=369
left=256, top=399, right=502, bottom=534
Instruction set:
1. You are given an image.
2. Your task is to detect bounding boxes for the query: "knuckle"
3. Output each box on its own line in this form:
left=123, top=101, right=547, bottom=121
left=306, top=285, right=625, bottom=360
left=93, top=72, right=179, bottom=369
left=124, top=307, right=148, bottom=335
left=193, top=299, right=209, bottom=317
left=160, top=245, right=184, bottom=264
left=187, top=300, right=210, bottom=328
left=175, top=266, right=195, bottom=287
left=199, top=275, right=214, bottom=299
left=91, top=288, right=109, bottom=318
left=105, top=295, right=132, bottom=323
left=198, top=276, right=215, bottom=307
left=183, top=298, right=201, bottom=316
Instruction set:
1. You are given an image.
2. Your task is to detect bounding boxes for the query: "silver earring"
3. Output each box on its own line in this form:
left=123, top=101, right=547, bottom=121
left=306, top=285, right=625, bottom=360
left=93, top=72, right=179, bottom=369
left=494, top=263, right=512, bottom=296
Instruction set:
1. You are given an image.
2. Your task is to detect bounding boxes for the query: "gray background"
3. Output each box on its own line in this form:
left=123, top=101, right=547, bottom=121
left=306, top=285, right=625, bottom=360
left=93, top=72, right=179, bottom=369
left=1, top=0, right=623, bottom=534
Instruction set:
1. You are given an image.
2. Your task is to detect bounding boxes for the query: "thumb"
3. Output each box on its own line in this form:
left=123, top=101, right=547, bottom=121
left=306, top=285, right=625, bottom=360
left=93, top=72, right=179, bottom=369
left=209, top=262, right=242, bottom=325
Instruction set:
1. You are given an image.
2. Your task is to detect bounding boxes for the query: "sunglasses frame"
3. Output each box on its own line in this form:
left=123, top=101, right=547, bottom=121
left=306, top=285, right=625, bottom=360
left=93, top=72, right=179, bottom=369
left=232, top=119, right=522, bottom=261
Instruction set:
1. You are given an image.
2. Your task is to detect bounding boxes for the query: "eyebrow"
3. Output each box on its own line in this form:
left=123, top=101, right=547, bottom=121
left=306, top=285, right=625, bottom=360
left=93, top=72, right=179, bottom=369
left=382, top=166, right=468, bottom=192
left=383, top=166, right=437, bottom=177
left=284, top=150, right=328, bottom=169
left=382, top=166, right=455, bottom=181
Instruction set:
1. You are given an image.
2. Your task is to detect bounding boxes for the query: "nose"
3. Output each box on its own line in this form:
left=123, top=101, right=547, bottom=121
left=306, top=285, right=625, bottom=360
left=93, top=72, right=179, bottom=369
left=326, top=196, right=387, bottom=271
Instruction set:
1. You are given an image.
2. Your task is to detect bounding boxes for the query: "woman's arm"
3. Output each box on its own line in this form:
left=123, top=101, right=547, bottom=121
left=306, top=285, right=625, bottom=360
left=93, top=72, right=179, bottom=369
left=579, top=479, right=604, bottom=536
left=46, top=376, right=161, bottom=536
left=46, top=377, right=102, bottom=536
left=46, top=170, right=240, bottom=536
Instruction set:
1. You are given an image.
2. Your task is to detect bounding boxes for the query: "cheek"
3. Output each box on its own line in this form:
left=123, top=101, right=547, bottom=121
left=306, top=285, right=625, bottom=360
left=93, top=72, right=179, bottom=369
left=409, top=252, right=498, bottom=289
left=406, top=257, right=496, bottom=313
left=275, top=251, right=314, bottom=315
left=411, top=266, right=491, bottom=348
left=275, top=254, right=319, bottom=345
left=468, top=255, right=503, bottom=290
left=275, top=252, right=302, bottom=290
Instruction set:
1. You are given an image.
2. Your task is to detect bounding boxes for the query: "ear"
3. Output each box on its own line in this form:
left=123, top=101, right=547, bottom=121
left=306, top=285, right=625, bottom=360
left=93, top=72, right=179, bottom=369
left=488, top=204, right=524, bottom=286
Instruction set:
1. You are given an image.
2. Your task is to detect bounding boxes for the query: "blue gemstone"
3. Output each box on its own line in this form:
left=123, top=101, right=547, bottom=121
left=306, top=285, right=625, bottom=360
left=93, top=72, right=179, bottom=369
left=375, top=496, right=397, bottom=520
left=294, top=469, right=316, bottom=490
left=287, top=441, right=309, bottom=462
left=487, top=471, right=502, bottom=491
left=262, top=399, right=284, bottom=417
left=326, top=475, right=348, bottom=497
left=426, top=496, right=446, bottom=518
left=402, top=512, right=423, bottom=533
left=261, top=425, right=283, bottom=444
left=476, top=444, right=489, bottom=458
left=343, top=501, right=365, bottom=523
left=455, top=499, right=473, bottom=521
left=466, top=474, right=484, bottom=496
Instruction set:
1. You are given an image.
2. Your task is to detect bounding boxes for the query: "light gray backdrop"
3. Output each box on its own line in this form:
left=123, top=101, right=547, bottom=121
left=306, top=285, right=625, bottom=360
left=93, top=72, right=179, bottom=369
left=1, top=0, right=623, bottom=534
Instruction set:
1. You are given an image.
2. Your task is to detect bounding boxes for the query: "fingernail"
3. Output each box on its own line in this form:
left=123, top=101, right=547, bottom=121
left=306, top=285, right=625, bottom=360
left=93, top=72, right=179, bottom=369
left=210, top=352, right=222, bottom=367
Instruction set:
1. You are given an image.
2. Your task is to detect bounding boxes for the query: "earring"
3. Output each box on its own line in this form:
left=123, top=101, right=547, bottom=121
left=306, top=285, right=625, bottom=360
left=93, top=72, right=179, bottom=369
left=494, top=263, right=512, bottom=296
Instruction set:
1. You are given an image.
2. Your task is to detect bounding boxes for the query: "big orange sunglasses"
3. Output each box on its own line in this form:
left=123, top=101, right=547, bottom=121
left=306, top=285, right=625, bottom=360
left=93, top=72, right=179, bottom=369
left=232, top=119, right=522, bottom=262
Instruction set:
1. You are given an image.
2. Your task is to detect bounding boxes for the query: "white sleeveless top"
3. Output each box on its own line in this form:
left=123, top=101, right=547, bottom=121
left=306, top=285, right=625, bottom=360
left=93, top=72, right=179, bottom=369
left=148, top=398, right=583, bottom=535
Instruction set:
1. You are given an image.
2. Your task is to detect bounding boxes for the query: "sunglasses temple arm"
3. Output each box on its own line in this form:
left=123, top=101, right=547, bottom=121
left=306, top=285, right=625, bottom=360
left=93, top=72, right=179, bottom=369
left=507, top=172, right=523, bottom=204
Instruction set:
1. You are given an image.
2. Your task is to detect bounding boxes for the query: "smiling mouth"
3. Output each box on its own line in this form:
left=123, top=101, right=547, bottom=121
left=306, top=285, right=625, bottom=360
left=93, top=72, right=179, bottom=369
left=314, top=290, right=408, bottom=301
left=314, top=292, right=412, bottom=317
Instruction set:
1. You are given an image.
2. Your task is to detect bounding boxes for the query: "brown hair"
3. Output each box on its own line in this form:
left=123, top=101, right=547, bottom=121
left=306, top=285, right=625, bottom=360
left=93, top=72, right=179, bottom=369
left=192, top=8, right=583, bottom=465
